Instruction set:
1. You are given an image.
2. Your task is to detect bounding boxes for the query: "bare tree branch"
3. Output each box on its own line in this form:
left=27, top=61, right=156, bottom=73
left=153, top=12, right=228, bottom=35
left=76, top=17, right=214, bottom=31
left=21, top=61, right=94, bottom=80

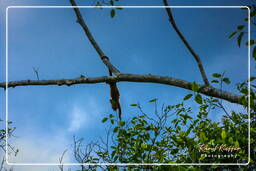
left=0, top=73, right=242, bottom=104
left=163, top=0, right=210, bottom=86
left=58, top=149, right=68, bottom=171
left=69, top=0, right=120, bottom=75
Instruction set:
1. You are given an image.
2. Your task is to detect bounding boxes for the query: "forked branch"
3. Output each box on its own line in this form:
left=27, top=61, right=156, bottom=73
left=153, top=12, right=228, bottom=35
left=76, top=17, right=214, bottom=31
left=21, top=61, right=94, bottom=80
left=69, top=0, right=120, bottom=75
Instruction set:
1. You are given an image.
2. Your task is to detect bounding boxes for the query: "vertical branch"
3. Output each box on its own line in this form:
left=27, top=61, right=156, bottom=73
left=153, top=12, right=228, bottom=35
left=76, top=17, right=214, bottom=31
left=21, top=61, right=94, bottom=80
left=163, top=0, right=210, bottom=86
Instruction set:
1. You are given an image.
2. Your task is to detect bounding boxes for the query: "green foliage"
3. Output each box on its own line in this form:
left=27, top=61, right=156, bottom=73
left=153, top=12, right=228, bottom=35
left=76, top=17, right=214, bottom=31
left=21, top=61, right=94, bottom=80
left=84, top=70, right=256, bottom=170
left=229, top=5, right=256, bottom=61
left=94, top=0, right=123, bottom=18
left=211, top=72, right=231, bottom=86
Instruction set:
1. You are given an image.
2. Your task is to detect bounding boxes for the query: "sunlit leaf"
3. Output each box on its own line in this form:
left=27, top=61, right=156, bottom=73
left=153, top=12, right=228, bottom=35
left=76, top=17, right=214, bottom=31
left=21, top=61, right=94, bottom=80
left=221, top=130, right=226, bottom=139
left=228, top=137, right=233, bottom=143
left=116, top=6, right=123, bottom=10
left=192, top=82, right=199, bottom=92
left=249, top=77, right=256, bottom=82
left=246, top=40, right=255, bottom=46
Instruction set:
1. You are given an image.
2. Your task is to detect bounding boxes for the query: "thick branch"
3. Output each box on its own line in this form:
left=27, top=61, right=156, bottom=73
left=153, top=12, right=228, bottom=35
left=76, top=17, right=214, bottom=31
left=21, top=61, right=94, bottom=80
left=0, top=74, right=241, bottom=104
left=163, top=0, right=210, bottom=86
left=69, top=0, right=120, bottom=75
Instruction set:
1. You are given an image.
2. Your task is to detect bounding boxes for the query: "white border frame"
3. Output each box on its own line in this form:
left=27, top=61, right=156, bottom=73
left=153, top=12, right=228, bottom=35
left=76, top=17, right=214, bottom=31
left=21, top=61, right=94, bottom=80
left=5, top=5, right=251, bottom=166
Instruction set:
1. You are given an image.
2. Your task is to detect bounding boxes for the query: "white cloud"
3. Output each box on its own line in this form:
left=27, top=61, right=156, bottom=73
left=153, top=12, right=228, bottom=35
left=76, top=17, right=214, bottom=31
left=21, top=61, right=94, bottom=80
left=3, top=132, right=74, bottom=171
left=68, top=105, right=88, bottom=132
left=9, top=133, right=71, bottom=163
left=67, top=99, right=102, bottom=132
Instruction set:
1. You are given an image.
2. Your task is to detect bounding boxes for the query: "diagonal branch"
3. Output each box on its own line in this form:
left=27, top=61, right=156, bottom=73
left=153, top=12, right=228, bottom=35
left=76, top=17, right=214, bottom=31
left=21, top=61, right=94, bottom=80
left=163, top=0, right=210, bottom=86
left=69, top=0, right=120, bottom=75
left=0, top=74, right=242, bottom=105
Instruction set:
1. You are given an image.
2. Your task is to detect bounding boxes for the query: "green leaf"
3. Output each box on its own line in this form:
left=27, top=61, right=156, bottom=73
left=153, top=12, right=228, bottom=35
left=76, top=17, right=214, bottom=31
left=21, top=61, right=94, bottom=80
left=237, top=25, right=244, bottom=30
left=119, top=121, right=125, bottom=126
left=113, top=126, right=119, bottom=133
left=130, top=104, right=137, bottom=107
left=95, top=1, right=102, bottom=7
left=110, top=9, right=115, bottom=18
left=228, top=31, right=237, bottom=39
left=221, top=130, right=226, bottom=139
left=111, top=119, right=114, bottom=124
left=15, top=149, right=19, bottom=156
left=200, top=132, right=207, bottom=141
left=211, top=80, right=219, bottom=83
left=183, top=94, right=193, bottom=101
left=141, top=144, right=147, bottom=149
left=253, top=46, right=256, bottom=60
left=211, top=165, right=218, bottom=169
left=149, top=98, right=157, bottom=102
left=116, top=6, right=123, bottom=10
left=222, top=77, right=231, bottom=84
left=191, top=82, right=199, bottom=92
left=109, top=0, right=114, bottom=6
left=228, top=137, right=233, bottom=143
left=250, top=10, right=256, bottom=17
left=212, top=73, right=221, bottom=78
left=237, top=32, right=244, bottom=48
left=195, top=94, right=202, bottom=104
left=246, top=40, right=255, bottom=46
left=249, top=77, right=256, bottom=82
left=234, top=140, right=239, bottom=147
left=102, top=117, right=108, bottom=123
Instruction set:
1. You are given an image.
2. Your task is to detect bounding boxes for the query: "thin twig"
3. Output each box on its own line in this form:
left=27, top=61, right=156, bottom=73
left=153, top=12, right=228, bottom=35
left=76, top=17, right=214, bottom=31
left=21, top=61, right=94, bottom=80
left=163, top=0, right=210, bottom=86
left=58, top=149, right=68, bottom=171
left=32, top=67, right=40, bottom=80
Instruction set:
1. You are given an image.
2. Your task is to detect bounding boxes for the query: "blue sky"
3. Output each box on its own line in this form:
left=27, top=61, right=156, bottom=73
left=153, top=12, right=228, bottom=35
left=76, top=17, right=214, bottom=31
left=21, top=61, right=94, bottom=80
left=0, top=0, right=254, bottom=170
